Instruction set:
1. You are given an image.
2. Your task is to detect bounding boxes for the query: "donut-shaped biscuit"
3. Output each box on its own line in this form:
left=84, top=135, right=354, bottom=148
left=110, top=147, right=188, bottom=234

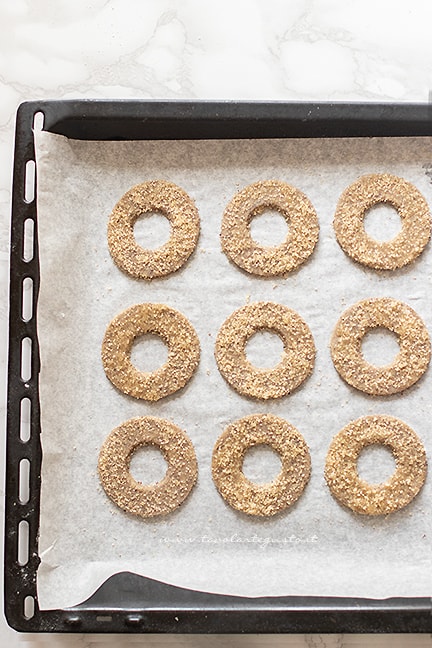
left=325, top=415, right=427, bottom=515
left=333, top=173, right=431, bottom=270
left=212, top=414, right=311, bottom=516
left=108, top=180, right=200, bottom=279
left=102, top=303, right=200, bottom=401
left=215, top=302, right=315, bottom=400
left=331, top=297, right=430, bottom=396
left=220, top=180, right=319, bottom=276
left=98, top=417, right=198, bottom=518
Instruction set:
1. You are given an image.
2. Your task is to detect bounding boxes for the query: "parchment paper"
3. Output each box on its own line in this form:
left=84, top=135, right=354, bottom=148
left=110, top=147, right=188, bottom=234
left=34, top=129, right=432, bottom=610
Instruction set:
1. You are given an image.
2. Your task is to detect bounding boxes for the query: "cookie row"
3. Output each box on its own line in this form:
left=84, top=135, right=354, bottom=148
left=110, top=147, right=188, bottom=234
left=98, top=414, right=427, bottom=519
left=108, top=175, right=431, bottom=279
left=101, top=298, right=431, bottom=401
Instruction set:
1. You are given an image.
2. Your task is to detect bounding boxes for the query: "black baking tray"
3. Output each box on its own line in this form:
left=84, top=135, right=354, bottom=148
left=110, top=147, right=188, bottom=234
left=5, top=99, right=432, bottom=634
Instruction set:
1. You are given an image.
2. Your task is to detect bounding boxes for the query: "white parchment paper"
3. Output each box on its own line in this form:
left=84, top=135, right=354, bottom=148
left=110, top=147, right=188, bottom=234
left=34, top=130, right=432, bottom=610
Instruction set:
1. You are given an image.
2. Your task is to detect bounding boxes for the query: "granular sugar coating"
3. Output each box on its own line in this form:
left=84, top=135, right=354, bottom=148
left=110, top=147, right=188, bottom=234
left=331, top=297, right=431, bottom=396
left=333, top=173, right=431, bottom=270
left=108, top=180, right=200, bottom=279
left=215, top=301, right=315, bottom=400
left=325, top=415, right=427, bottom=515
left=221, top=180, right=319, bottom=276
left=98, top=416, right=198, bottom=518
left=212, top=413, right=311, bottom=516
left=102, top=303, right=200, bottom=401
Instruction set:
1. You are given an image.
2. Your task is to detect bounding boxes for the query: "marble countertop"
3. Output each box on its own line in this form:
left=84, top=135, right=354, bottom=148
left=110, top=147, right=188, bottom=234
left=2, top=1, right=432, bottom=646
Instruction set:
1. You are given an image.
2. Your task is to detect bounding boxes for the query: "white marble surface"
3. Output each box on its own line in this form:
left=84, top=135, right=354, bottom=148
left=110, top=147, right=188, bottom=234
left=2, top=0, right=432, bottom=645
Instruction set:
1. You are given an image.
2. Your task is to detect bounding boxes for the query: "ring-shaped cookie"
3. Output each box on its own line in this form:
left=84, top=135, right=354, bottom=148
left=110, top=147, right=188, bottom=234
left=220, top=180, right=319, bottom=276
left=215, top=301, right=315, bottom=400
left=98, top=416, right=198, bottom=518
left=212, top=414, right=311, bottom=516
left=325, top=415, right=427, bottom=515
left=333, top=173, right=431, bottom=270
left=331, top=297, right=430, bottom=396
left=108, top=180, right=200, bottom=279
left=102, top=303, right=200, bottom=401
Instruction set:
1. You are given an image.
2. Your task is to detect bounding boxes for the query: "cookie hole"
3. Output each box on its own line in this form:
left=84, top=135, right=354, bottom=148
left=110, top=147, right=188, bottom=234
left=242, top=444, right=282, bottom=484
left=245, top=330, right=284, bottom=369
left=361, top=328, right=400, bottom=367
left=23, top=595, right=35, bottom=620
left=249, top=209, right=289, bottom=247
left=22, top=277, right=33, bottom=322
left=131, top=334, right=169, bottom=373
left=134, top=212, right=171, bottom=249
left=18, top=520, right=29, bottom=566
left=23, top=218, right=34, bottom=262
left=130, top=446, right=168, bottom=485
left=19, top=459, right=30, bottom=505
left=357, top=444, right=396, bottom=485
left=20, top=397, right=31, bottom=442
left=364, top=204, right=402, bottom=242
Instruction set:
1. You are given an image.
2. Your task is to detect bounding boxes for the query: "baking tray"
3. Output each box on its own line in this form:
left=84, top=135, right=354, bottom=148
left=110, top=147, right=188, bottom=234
left=5, top=99, right=432, bottom=634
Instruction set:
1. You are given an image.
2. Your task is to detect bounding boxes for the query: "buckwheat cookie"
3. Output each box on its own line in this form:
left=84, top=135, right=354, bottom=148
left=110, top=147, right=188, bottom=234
left=108, top=180, right=200, bottom=279
left=325, top=415, right=427, bottom=515
left=215, top=301, right=315, bottom=400
left=331, top=297, right=430, bottom=395
left=212, top=414, right=311, bottom=516
left=221, top=180, right=319, bottom=276
left=99, top=416, right=198, bottom=518
left=102, top=303, right=200, bottom=401
left=333, top=173, right=431, bottom=270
